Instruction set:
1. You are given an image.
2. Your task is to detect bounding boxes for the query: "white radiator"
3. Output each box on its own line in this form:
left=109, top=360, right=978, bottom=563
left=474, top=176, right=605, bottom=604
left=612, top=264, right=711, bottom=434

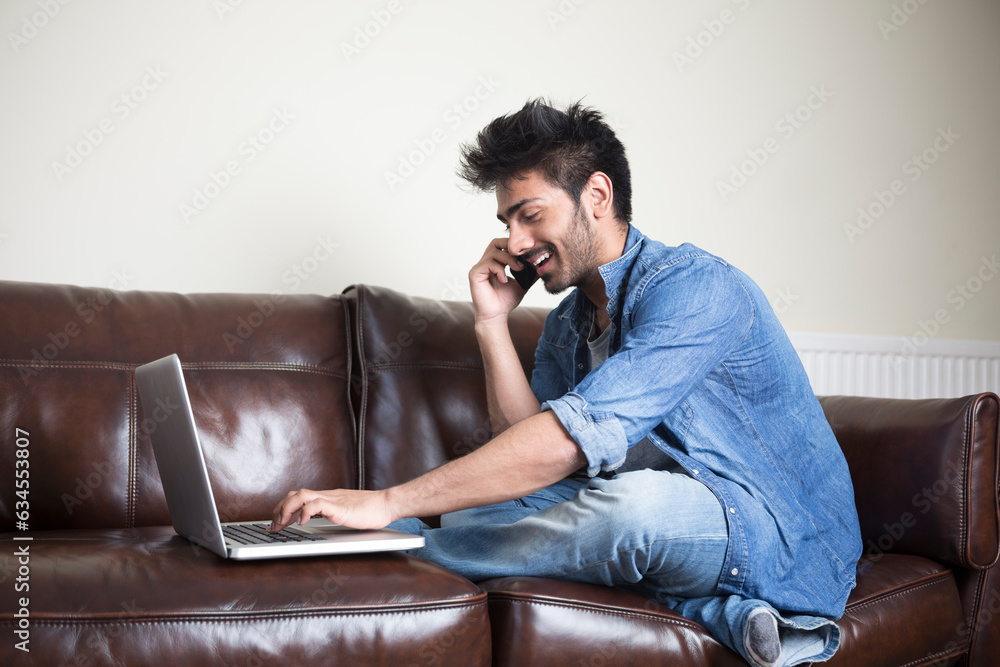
left=788, top=332, right=1000, bottom=399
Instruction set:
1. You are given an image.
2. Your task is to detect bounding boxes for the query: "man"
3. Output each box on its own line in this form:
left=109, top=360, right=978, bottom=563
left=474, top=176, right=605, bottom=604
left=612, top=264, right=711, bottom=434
left=272, top=100, right=862, bottom=666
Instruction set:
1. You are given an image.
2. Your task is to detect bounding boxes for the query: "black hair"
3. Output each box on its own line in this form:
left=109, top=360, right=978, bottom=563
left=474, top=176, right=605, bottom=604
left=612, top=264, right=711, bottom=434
left=457, top=99, right=632, bottom=223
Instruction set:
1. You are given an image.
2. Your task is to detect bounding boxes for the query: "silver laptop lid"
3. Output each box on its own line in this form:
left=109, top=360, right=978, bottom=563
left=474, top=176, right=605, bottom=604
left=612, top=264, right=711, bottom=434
left=135, top=354, right=229, bottom=557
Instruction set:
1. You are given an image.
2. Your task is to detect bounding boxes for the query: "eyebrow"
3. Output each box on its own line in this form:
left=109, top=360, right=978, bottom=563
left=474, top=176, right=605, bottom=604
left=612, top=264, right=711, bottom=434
left=497, top=198, right=541, bottom=223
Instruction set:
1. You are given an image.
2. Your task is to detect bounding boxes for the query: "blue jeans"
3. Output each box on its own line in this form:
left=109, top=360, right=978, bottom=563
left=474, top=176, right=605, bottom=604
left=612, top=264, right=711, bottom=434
left=390, top=469, right=841, bottom=666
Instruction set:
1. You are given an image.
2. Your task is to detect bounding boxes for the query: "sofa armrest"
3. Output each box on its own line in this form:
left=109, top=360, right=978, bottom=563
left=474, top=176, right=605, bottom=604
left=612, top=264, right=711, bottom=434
left=819, top=393, right=1000, bottom=570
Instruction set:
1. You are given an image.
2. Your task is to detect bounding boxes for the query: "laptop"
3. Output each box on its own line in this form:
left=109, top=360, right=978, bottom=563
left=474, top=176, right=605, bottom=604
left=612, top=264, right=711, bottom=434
left=135, top=353, right=424, bottom=560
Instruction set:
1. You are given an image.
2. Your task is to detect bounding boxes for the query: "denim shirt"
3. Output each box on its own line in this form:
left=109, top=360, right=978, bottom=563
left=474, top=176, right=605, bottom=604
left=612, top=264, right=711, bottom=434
left=535, top=225, right=862, bottom=618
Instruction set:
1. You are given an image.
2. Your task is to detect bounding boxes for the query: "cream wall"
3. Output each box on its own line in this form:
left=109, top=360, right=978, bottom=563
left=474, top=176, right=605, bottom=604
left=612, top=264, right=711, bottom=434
left=1, top=0, right=997, bottom=341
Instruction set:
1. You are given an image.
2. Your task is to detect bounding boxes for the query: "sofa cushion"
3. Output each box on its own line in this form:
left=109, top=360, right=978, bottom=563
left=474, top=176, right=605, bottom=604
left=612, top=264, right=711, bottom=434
left=0, top=281, right=357, bottom=531
left=0, top=527, right=491, bottom=666
left=343, top=284, right=547, bottom=490
left=825, top=554, right=966, bottom=666
left=481, top=554, right=966, bottom=666
left=481, top=576, right=746, bottom=666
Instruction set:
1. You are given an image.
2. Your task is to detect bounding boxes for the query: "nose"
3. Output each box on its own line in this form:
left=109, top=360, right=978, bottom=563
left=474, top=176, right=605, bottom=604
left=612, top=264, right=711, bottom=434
left=507, top=222, right=534, bottom=258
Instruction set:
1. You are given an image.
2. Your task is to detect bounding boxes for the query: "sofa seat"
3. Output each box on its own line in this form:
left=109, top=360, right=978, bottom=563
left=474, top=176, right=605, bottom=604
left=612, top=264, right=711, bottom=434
left=1, top=527, right=491, bottom=666
left=482, top=577, right=746, bottom=666
left=480, top=553, right=965, bottom=666
left=827, top=554, right=966, bottom=666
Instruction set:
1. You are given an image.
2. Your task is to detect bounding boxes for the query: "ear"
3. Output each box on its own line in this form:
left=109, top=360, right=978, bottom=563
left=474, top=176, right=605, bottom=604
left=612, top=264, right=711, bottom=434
left=585, top=171, right=614, bottom=221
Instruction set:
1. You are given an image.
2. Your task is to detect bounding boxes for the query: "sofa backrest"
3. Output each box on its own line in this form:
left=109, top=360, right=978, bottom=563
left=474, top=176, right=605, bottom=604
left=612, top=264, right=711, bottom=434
left=0, top=281, right=357, bottom=531
left=343, top=284, right=548, bottom=491
left=5, top=279, right=997, bottom=573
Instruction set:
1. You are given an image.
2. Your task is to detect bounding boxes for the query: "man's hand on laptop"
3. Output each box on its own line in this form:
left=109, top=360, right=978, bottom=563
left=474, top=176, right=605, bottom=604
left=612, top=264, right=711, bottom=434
left=270, top=488, right=393, bottom=532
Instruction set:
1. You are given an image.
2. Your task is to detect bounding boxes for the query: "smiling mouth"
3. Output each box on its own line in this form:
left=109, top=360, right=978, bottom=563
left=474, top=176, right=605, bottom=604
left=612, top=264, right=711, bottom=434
left=525, top=249, right=553, bottom=275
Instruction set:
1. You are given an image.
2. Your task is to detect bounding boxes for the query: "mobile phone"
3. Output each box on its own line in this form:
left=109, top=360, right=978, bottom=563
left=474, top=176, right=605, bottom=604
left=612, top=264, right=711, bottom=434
left=509, top=256, right=538, bottom=290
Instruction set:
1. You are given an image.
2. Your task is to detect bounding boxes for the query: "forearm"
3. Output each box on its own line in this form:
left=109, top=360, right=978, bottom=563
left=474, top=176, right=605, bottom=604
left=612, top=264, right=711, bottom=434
left=476, top=318, right=541, bottom=434
left=385, top=410, right=584, bottom=521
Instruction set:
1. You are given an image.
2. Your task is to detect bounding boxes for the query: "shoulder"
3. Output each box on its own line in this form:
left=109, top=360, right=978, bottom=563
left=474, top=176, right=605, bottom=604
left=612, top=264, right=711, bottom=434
left=632, top=242, right=748, bottom=299
left=627, top=241, right=757, bottom=332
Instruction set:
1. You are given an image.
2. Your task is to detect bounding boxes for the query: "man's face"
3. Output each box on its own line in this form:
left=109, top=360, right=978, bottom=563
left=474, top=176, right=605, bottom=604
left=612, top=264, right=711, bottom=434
left=496, top=171, right=601, bottom=295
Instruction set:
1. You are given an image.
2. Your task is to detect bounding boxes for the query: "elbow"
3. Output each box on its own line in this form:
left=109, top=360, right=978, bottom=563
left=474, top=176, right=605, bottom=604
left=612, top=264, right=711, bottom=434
left=546, top=414, right=587, bottom=473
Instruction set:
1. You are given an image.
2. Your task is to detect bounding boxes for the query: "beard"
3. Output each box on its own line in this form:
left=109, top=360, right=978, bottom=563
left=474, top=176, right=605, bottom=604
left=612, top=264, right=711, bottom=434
left=541, top=206, right=602, bottom=295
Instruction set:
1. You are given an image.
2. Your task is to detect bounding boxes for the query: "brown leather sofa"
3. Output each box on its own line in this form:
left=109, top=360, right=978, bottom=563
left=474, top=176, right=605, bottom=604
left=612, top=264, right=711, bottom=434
left=1, top=280, right=998, bottom=666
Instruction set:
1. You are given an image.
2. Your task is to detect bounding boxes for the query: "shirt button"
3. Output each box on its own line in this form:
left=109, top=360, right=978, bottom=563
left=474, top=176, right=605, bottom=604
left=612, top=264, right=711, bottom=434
left=729, top=507, right=736, bottom=515
left=691, top=469, right=699, bottom=475
left=731, top=568, right=739, bottom=576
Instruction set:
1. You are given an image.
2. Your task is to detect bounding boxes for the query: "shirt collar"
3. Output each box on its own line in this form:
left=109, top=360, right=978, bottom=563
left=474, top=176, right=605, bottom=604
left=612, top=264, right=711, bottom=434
left=598, top=224, right=644, bottom=318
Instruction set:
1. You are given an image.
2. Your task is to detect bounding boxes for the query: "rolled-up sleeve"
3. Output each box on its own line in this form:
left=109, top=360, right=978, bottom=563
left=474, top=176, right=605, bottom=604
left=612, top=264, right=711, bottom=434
left=543, top=392, right=629, bottom=476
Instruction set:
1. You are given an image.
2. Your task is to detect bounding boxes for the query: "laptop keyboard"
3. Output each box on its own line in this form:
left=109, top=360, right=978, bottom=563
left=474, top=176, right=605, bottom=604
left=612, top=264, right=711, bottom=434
left=222, top=523, right=324, bottom=545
